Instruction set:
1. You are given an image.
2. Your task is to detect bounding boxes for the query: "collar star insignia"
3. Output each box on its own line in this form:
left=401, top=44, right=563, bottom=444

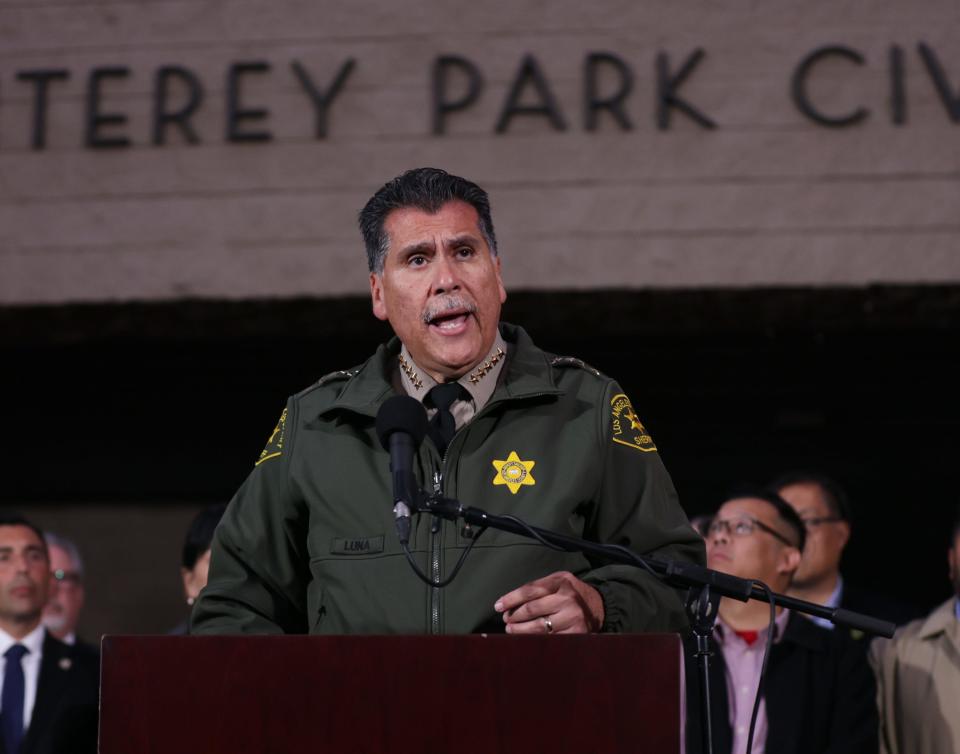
left=469, top=347, right=505, bottom=385
left=492, top=451, right=536, bottom=494
left=397, top=353, right=423, bottom=390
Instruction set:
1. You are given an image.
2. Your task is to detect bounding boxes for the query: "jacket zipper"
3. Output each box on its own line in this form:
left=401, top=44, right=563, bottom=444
left=428, top=390, right=555, bottom=635
left=430, top=470, right=442, bottom=634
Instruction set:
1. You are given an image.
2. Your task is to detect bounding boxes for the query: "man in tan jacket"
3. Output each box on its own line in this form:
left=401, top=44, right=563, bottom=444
left=873, top=506, right=960, bottom=754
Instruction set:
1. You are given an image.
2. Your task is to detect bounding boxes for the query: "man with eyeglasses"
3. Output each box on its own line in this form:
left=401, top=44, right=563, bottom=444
left=0, top=512, right=99, bottom=754
left=41, top=533, right=92, bottom=652
left=773, top=471, right=918, bottom=634
left=684, top=489, right=877, bottom=754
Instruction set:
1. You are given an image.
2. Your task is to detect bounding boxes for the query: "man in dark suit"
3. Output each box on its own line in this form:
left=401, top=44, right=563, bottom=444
left=41, top=533, right=96, bottom=655
left=0, top=513, right=98, bottom=754
left=685, top=490, right=877, bottom=754
left=773, top=472, right=919, bottom=634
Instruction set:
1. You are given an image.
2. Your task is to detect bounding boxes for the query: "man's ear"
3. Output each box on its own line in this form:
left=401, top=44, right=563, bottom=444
left=370, top=273, right=388, bottom=321
left=181, top=567, right=196, bottom=601
left=183, top=565, right=210, bottom=604
left=47, top=571, right=60, bottom=599
left=779, top=546, right=803, bottom=577
left=494, top=255, right=507, bottom=305
left=836, top=520, right=851, bottom=550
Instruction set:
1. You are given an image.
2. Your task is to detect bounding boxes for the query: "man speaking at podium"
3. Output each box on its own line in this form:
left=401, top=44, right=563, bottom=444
left=191, top=168, right=704, bottom=636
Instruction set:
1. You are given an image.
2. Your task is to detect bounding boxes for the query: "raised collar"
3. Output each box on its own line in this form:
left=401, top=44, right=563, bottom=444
left=917, top=597, right=960, bottom=640
left=320, top=322, right=562, bottom=418
left=494, top=323, right=564, bottom=402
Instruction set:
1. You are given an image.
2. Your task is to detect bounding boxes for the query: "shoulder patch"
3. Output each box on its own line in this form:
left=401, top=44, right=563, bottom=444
left=610, top=393, right=657, bottom=453
left=317, top=368, right=361, bottom=387
left=256, top=408, right=288, bottom=466
left=551, top=356, right=601, bottom=377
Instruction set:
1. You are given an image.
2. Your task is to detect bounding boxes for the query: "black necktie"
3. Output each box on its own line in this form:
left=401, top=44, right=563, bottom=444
left=2, top=644, right=27, bottom=754
left=427, top=382, right=465, bottom=456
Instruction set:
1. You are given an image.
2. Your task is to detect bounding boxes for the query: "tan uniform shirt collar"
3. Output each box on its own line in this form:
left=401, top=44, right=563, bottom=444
left=398, top=332, right=507, bottom=421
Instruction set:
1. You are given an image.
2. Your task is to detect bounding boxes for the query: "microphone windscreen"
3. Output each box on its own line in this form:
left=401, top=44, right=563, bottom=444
left=375, top=395, right=429, bottom=450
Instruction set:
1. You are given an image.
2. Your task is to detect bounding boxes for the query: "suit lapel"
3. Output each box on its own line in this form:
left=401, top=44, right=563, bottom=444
left=764, top=615, right=823, bottom=754
left=20, top=633, right=70, bottom=754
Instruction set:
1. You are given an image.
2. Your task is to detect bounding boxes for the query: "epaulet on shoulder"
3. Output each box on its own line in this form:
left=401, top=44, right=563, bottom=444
left=294, top=365, right=362, bottom=401
left=550, top=356, right=603, bottom=378
left=316, top=367, right=361, bottom=387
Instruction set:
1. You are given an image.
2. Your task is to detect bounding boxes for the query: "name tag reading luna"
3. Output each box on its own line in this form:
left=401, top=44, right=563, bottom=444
left=330, top=536, right=385, bottom=555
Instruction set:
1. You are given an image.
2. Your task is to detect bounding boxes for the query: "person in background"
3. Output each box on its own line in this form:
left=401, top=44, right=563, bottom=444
left=773, top=471, right=917, bottom=634
left=41, top=533, right=92, bottom=651
left=872, top=505, right=960, bottom=754
left=684, top=489, right=877, bottom=754
left=171, top=504, right=226, bottom=635
left=0, top=512, right=98, bottom=754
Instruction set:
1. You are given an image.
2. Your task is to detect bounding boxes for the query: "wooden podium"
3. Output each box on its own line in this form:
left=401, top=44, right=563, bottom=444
left=100, top=634, right=682, bottom=754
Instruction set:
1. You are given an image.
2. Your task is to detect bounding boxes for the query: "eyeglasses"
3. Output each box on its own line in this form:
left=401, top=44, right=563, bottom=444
left=708, top=516, right=798, bottom=548
left=801, top=516, right=843, bottom=530
left=52, top=569, right=82, bottom=588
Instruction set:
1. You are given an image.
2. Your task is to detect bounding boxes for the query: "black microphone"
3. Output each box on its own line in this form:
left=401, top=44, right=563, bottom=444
left=375, top=396, right=429, bottom=546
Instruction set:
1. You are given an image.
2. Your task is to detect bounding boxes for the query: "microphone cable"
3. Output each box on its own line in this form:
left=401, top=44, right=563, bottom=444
left=399, top=526, right=488, bottom=588
left=494, top=513, right=778, bottom=754
left=745, top=580, right=776, bottom=754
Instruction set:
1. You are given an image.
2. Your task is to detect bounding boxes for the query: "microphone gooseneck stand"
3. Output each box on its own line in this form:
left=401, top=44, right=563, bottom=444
left=375, top=395, right=895, bottom=754
left=688, top=584, right=721, bottom=754
left=417, top=492, right=896, bottom=637
left=410, top=491, right=895, bottom=754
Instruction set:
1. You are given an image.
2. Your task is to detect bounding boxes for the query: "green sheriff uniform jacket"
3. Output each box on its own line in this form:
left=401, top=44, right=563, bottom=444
left=191, top=324, right=705, bottom=635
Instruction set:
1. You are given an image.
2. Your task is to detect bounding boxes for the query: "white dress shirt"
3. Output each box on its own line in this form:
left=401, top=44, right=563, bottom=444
left=0, top=623, right=46, bottom=732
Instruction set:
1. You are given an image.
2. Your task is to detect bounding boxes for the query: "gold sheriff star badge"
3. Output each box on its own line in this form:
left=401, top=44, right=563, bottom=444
left=492, top=451, right=536, bottom=494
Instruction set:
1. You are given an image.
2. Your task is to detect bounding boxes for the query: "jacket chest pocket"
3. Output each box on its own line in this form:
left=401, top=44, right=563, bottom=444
left=329, top=535, right=386, bottom=556
left=453, top=459, right=589, bottom=547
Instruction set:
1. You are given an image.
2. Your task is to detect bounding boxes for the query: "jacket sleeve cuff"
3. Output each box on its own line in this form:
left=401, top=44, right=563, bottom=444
left=589, top=579, right=625, bottom=633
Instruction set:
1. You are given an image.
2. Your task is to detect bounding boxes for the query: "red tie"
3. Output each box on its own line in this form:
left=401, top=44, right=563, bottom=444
left=734, top=630, right=759, bottom=646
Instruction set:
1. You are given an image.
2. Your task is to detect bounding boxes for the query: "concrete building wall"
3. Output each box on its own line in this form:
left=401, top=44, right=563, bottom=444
left=1, top=0, right=959, bottom=304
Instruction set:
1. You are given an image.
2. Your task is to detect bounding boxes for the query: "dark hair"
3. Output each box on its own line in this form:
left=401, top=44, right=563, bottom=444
left=0, top=511, right=48, bottom=558
left=952, top=505, right=960, bottom=544
left=358, top=167, right=498, bottom=273
left=721, top=487, right=807, bottom=552
left=182, top=504, right=227, bottom=570
left=769, top=471, right=852, bottom=524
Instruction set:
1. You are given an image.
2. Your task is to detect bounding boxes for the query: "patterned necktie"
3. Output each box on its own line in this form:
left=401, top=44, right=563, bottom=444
left=2, top=644, right=28, bottom=754
left=426, top=382, right=466, bottom=456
